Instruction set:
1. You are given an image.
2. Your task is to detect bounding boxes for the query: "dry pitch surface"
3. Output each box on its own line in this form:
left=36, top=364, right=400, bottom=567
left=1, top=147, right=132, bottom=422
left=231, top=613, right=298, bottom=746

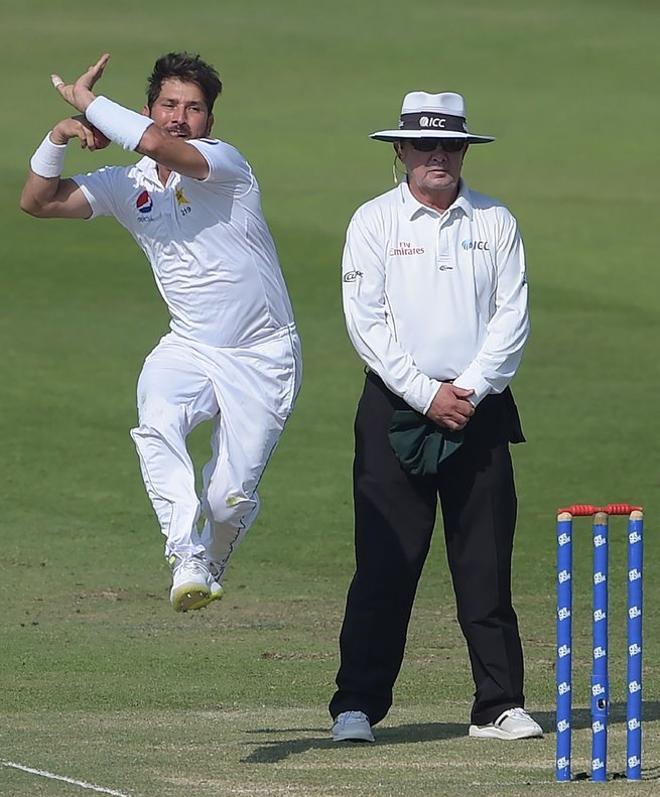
left=2, top=705, right=659, bottom=796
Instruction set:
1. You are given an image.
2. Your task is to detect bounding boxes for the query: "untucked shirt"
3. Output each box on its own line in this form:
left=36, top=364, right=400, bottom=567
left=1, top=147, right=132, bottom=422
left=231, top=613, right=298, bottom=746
left=341, top=180, right=529, bottom=413
left=72, top=139, right=295, bottom=348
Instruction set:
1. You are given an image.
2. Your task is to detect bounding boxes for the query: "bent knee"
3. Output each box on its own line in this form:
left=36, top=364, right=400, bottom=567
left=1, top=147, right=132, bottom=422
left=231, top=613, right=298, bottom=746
left=207, top=490, right=259, bottom=526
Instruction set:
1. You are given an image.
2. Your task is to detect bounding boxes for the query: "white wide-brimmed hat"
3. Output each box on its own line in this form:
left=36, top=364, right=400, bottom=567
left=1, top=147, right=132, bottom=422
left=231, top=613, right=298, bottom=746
left=370, top=91, right=494, bottom=144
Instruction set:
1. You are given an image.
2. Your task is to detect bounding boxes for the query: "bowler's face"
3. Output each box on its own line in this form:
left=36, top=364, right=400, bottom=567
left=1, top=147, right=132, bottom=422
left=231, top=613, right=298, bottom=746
left=146, top=78, right=213, bottom=140
left=398, top=140, right=466, bottom=198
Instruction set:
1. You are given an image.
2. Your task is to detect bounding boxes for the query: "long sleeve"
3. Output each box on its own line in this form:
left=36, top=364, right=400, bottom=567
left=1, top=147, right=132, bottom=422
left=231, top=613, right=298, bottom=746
left=341, top=208, right=441, bottom=414
left=453, top=210, right=530, bottom=405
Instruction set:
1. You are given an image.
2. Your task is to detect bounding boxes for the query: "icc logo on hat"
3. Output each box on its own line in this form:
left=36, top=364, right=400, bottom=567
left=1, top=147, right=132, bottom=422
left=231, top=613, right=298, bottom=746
left=370, top=92, right=493, bottom=143
left=420, top=116, right=447, bottom=129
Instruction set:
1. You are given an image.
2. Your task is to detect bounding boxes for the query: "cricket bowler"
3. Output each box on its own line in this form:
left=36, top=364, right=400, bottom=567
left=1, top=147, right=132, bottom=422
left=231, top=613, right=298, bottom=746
left=20, top=52, right=302, bottom=612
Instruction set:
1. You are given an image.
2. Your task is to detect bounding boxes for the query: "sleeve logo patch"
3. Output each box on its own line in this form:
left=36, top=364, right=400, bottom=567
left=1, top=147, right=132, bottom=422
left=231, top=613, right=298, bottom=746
left=343, top=270, right=363, bottom=282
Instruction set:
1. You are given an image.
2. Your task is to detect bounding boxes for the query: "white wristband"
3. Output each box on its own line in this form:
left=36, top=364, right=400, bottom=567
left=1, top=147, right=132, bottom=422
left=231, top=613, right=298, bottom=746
left=30, top=132, right=67, bottom=178
left=85, top=96, right=152, bottom=151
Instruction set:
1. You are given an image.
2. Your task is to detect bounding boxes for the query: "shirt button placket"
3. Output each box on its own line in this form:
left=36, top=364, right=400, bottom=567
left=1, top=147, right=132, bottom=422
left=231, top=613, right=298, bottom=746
left=437, top=213, right=452, bottom=272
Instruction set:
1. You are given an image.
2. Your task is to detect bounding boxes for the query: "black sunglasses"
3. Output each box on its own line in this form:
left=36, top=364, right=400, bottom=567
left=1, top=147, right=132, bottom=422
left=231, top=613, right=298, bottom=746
left=409, top=138, right=466, bottom=153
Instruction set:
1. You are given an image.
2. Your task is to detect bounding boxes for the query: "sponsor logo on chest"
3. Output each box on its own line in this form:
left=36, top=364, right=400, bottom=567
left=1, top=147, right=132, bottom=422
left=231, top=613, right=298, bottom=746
left=134, top=186, right=194, bottom=222
left=135, top=190, right=156, bottom=223
left=136, top=190, right=152, bottom=214
left=389, top=240, right=425, bottom=256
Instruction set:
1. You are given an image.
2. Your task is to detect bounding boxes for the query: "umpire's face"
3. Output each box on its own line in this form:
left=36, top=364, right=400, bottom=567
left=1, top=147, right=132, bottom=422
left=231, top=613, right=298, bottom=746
left=396, top=138, right=467, bottom=198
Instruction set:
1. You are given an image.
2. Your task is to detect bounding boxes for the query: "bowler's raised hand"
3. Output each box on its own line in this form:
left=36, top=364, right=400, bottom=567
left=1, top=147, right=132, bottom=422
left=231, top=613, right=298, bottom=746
left=51, top=53, right=110, bottom=113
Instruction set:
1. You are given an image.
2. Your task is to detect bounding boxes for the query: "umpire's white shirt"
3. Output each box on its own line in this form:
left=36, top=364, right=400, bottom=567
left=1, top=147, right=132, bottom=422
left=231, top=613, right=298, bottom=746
left=72, top=139, right=296, bottom=348
left=342, top=180, right=529, bottom=413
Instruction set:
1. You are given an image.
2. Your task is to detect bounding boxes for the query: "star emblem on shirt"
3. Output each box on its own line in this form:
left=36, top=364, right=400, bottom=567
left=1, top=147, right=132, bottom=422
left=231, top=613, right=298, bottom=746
left=176, top=187, right=191, bottom=206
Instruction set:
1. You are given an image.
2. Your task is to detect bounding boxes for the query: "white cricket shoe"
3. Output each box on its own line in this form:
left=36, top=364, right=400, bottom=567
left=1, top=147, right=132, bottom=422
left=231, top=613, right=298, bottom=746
left=469, top=707, right=543, bottom=740
left=207, top=560, right=225, bottom=590
left=331, top=711, right=375, bottom=743
left=169, top=554, right=223, bottom=612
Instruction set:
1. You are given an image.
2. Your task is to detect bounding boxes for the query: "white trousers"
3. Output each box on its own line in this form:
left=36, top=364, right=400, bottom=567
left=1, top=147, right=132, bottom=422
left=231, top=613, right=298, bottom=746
left=130, top=325, right=301, bottom=579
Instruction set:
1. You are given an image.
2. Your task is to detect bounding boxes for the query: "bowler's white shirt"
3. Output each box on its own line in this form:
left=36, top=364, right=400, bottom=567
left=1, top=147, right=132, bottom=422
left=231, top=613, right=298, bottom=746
left=73, top=139, right=295, bottom=348
left=342, top=180, right=529, bottom=413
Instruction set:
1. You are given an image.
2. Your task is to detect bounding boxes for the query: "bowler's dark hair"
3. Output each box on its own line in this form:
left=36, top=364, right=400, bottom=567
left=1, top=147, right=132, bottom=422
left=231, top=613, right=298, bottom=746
left=146, top=52, right=222, bottom=113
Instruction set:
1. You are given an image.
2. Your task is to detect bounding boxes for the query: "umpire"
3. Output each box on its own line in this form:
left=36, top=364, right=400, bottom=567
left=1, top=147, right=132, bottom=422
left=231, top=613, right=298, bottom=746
left=329, top=91, right=542, bottom=743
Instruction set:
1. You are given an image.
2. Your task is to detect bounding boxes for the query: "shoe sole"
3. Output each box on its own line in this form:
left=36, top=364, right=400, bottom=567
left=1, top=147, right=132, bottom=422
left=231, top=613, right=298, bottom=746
left=332, top=734, right=375, bottom=743
left=171, top=583, right=223, bottom=612
left=468, top=725, right=543, bottom=740
left=331, top=726, right=375, bottom=743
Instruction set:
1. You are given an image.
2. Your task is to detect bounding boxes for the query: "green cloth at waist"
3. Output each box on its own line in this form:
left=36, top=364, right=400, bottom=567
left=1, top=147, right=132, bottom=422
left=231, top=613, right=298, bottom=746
left=388, top=409, right=464, bottom=476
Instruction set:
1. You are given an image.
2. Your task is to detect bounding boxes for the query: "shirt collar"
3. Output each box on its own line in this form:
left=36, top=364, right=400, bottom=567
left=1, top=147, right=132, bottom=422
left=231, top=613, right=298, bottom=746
left=134, top=156, right=167, bottom=188
left=399, top=179, right=474, bottom=221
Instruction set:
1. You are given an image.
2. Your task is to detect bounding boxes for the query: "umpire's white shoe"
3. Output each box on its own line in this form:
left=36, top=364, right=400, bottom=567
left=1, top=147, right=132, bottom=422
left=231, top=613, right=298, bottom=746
left=169, top=554, right=223, bottom=612
left=469, top=707, right=543, bottom=740
left=331, top=711, right=375, bottom=743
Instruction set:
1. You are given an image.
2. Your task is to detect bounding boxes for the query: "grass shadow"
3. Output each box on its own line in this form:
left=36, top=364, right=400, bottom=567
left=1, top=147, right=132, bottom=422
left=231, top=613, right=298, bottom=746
left=242, top=721, right=467, bottom=764
left=534, top=699, right=660, bottom=733
left=536, top=701, right=660, bottom=782
left=243, top=701, right=660, bottom=765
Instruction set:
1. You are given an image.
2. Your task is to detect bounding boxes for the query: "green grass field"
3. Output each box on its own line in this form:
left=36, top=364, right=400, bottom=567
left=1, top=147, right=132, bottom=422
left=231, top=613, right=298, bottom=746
left=1, top=1, right=659, bottom=794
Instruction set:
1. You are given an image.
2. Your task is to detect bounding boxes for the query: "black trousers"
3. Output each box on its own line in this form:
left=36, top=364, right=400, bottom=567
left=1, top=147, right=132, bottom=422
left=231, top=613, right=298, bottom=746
left=329, top=373, right=526, bottom=726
